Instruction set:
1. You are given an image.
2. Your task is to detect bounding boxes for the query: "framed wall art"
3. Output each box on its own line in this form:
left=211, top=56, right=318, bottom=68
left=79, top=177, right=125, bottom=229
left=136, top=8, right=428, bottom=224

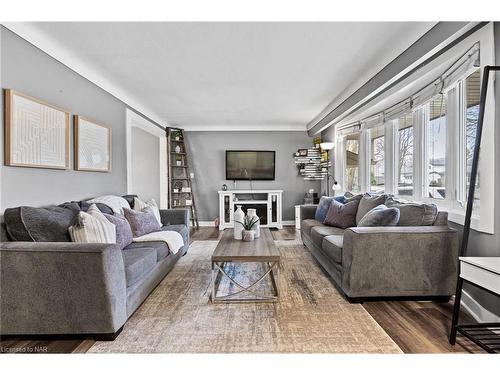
left=4, top=89, right=70, bottom=169
left=74, top=115, right=112, bottom=172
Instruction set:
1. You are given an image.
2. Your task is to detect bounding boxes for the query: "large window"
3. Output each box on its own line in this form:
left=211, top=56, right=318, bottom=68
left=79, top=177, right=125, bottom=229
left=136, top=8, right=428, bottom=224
left=427, top=95, right=447, bottom=200
left=344, top=133, right=360, bottom=192
left=370, top=127, right=385, bottom=193
left=397, top=113, right=414, bottom=197
left=465, top=69, right=481, bottom=208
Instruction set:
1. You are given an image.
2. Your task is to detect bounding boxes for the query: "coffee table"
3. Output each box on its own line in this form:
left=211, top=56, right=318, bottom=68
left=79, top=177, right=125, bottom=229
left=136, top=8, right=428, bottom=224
left=210, top=228, right=280, bottom=303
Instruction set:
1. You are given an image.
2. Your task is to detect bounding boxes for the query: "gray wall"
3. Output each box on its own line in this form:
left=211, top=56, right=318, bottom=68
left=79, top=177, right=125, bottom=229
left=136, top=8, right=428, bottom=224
left=131, top=127, right=160, bottom=204
left=0, top=27, right=156, bottom=211
left=184, top=131, right=320, bottom=221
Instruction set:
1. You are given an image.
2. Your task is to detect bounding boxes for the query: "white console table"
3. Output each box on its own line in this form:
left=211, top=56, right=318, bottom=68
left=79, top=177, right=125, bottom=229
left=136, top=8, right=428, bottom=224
left=218, top=190, right=283, bottom=230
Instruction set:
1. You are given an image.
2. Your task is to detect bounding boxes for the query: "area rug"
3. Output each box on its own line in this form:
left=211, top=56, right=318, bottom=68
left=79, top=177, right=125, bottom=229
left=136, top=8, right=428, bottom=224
left=89, top=240, right=402, bottom=353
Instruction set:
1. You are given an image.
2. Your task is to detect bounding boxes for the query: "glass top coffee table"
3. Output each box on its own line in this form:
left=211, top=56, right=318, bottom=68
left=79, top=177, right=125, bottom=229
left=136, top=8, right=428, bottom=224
left=210, top=228, right=280, bottom=303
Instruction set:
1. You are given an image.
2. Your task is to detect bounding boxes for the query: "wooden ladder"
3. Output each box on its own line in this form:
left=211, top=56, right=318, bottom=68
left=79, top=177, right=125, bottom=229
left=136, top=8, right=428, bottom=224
left=166, top=127, right=199, bottom=229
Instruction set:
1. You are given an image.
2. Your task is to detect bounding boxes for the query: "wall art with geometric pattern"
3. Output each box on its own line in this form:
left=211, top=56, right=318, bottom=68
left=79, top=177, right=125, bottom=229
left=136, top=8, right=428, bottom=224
left=4, top=89, right=70, bottom=169
left=74, top=115, right=112, bottom=172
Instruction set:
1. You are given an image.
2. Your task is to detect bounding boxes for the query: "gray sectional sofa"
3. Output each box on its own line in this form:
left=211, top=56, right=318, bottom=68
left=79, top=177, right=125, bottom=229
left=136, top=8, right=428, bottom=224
left=300, top=195, right=459, bottom=302
left=0, top=195, right=190, bottom=339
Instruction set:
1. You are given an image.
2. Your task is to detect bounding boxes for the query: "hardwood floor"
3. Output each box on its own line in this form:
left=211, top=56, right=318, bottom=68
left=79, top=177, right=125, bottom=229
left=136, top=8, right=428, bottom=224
left=0, top=227, right=483, bottom=354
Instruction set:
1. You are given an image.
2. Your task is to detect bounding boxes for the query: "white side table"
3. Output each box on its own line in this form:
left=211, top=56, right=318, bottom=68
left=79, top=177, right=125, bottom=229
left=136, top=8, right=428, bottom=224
left=449, top=257, right=500, bottom=353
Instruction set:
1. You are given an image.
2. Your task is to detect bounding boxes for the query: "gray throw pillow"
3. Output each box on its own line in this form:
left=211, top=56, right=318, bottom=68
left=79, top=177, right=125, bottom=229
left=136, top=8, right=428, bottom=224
left=385, top=197, right=438, bottom=226
left=315, top=196, right=335, bottom=222
left=123, top=207, right=161, bottom=238
left=356, top=193, right=389, bottom=224
left=358, top=204, right=400, bottom=227
left=104, top=213, right=133, bottom=249
left=323, top=199, right=360, bottom=229
left=4, top=203, right=80, bottom=242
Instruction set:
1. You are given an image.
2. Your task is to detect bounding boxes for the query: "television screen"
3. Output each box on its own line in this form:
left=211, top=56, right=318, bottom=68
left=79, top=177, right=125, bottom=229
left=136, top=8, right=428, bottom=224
left=226, top=150, right=275, bottom=180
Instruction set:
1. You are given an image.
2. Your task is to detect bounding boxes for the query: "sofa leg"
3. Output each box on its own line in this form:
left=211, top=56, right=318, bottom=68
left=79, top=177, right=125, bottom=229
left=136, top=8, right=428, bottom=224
left=93, top=327, right=123, bottom=341
left=434, top=295, right=452, bottom=303
left=346, top=296, right=364, bottom=304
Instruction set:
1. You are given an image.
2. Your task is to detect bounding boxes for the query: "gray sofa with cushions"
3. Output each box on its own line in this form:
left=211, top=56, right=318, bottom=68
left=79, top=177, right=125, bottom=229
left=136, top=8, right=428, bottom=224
left=0, top=196, right=190, bottom=339
left=300, top=197, right=459, bottom=302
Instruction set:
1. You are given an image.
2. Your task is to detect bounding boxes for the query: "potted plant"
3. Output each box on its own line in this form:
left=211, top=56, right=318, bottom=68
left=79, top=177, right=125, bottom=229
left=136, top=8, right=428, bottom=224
left=175, top=155, right=183, bottom=166
left=235, top=215, right=260, bottom=242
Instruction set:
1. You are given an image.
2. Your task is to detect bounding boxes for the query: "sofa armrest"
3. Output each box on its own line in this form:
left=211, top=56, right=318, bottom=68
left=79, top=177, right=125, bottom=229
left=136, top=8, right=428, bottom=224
left=341, top=226, right=459, bottom=298
left=300, top=205, right=318, bottom=221
left=0, top=242, right=127, bottom=335
left=160, top=208, right=190, bottom=226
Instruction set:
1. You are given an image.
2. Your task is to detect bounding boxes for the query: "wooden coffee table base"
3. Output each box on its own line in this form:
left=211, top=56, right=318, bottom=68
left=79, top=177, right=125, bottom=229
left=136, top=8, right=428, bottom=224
left=210, top=228, right=281, bottom=303
left=210, top=260, right=279, bottom=303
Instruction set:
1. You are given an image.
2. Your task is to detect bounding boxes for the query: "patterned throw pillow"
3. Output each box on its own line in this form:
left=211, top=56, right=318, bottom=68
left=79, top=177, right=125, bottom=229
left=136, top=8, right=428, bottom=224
left=123, top=207, right=162, bottom=238
left=68, top=204, right=116, bottom=243
left=134, top=197, right=162, bottom=226
left=103, top=213, right=133, bottom=249
left=86, top=195, right=131, bottom=215
left=357, top=204, right=400, bottom=227
left=323, top=199, right=360, bottom=229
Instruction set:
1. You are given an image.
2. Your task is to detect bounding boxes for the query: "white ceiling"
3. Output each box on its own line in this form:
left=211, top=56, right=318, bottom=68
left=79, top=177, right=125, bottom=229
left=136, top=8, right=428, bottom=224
left=11, top=22, right=436, bottom=130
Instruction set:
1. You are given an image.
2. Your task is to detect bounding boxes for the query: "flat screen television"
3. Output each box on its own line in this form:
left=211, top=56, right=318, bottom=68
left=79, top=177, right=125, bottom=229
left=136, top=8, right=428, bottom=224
left=226, top=150, right=275, bottom=180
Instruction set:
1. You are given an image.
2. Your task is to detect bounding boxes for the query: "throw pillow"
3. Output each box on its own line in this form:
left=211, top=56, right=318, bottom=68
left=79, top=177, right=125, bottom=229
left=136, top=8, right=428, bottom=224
left=86, top=195, right=131, bottom=215
left=356, top=193, right=389, bottom=225
left=4, top=203, right=81, bottom=242
left=358, top=204, right=400, bottom=227
left=68, top=204, right=116, bottom=243
left=323, top=199, right=360, bottom=229
left=123, top=207, right=162, bottom=238
left=344, top=193, right=363, bottom=203
left=333, top=195, right=347, bottom=204
left=104, top=213, right=133, bottom=249
left=385, top=197, right=438, bottom=226
left=134, top=197, right=162, bottom=226
left=315, top=196, right=335, bottom=222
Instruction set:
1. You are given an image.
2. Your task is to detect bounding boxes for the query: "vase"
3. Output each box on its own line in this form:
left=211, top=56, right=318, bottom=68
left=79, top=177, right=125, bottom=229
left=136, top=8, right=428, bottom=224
left=242, top=229, right=255, bottom=242
left=175, top=145, right=181, bottom=153
left=233, top=205, right=244, bottom=240
left=246, top=208, right=260, bottom=238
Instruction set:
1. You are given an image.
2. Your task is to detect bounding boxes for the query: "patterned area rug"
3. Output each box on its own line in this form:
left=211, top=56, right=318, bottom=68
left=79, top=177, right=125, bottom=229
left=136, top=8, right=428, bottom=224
left=89, top=240, right=402, bottom=353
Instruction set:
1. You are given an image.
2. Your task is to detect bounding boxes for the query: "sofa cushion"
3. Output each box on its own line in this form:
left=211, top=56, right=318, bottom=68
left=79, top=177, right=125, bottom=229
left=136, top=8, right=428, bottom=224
left=124, top=241, right=170, bottom=262
left=4, top=203, right=80, bottom=242
left=356, top=193, right=389, bottom=224
left=323, top=199, right=360, bottom=229
left=301, top=219, right=323, bottom=236
left=310, top=225, right=345, bottom=248
left=322, top=235, right=344, bottom=264
left=103, top=213, right=133, bottom=249
left=68, top=204, right=116, bottom=244
left=162, top=224, right=189, bottom=246
left=134, top=197, right=162, bottom=226
left=122, top=247, right=157, bottom=287
left=124, top=207, right=161, bottom=237
left=314, top=196, right=335, bottom=222
left=122, top=194, right=138, bottom=209
left=358, top=204, right=400, bottom=227
left=385, top=197, right=438, bottom=226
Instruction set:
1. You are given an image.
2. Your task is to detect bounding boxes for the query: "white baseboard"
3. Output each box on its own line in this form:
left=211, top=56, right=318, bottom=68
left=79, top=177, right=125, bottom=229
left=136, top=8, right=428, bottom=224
left=282, top=220, right=296, bottom=226
left=460, top=290, right=500, bottom=323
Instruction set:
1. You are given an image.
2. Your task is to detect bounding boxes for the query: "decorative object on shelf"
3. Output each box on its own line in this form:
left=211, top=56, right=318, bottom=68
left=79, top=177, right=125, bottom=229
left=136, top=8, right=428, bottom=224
left=246, top=208, right=261, bottom=238
left=174, top=144, right=181, bottom=153
left=236, top=215, right=260, bottom=242
left=222, top=184, right=228, bottom=191
left=293, top=147, right=331, bottom=181
left=181, top=186, right=191, bottom=193
left=297, top=149, right=308, bottom=156
left=233, top=205, right=245, bottom=240
left=175, top=155, right=183, bottom=166
left=74, top=115, right=111, bottom=172
left=4, top=89, right=70, bottom=170
left=185, top=199, right=192, bottom=206
left=173, top=129, right=183, bottom=141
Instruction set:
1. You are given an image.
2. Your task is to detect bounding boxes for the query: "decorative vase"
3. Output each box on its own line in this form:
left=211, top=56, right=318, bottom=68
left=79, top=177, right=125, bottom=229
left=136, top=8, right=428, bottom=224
left=176, top=160, right=182, bottom=166
left=233, top=205, right=244, bottom=240
left=175, top=145, right=181, bottom=153
left=242, top=229, right=255, bottom=242
left=246, top=208, right=260, bottom=238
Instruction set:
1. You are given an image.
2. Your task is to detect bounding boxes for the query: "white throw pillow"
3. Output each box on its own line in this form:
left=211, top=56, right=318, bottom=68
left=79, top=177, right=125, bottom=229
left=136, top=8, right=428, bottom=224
left=134, top=197, right=162, bottom=226
left=87, top=195, right=130, bottom=214
left=68, top=204, right=116, bottom=243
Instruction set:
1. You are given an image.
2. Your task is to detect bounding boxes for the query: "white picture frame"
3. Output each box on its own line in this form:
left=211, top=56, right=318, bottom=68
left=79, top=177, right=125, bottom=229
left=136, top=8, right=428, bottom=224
left=74, top=115, right=112, bottom=172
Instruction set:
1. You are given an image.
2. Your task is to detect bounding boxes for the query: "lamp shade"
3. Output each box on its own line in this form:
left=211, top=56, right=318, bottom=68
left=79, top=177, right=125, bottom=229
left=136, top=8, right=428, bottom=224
left=320, top=142, right=334, bottom=150
left=332, top=181, right=342, bottom=191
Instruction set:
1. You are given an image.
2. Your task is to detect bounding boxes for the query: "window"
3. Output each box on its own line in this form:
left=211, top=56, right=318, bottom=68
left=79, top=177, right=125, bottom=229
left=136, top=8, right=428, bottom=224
left=344, top=133, right=360, bottom=192
left=465, top=69, right=481, bottom=208
left=397, top=113, right=414, bottom=197
left=427, top=95, right=447, bottom=200
left=370, top=127, right=385, bottom=193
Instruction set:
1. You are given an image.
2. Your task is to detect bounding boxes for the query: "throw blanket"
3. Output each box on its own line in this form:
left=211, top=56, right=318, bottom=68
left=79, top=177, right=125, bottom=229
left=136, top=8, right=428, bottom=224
left=132, top=230, right=184, bottom=255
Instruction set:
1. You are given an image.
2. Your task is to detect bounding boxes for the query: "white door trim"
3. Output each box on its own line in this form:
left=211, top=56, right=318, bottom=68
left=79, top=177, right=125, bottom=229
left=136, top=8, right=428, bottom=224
left=126, top=109, right=167, bottom=208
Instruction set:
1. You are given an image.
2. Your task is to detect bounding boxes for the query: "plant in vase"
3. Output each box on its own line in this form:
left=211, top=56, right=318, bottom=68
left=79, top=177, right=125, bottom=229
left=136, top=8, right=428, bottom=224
left=175, top=155, right=183, bottom=166
left=235, top=215, right=260, bottom=242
